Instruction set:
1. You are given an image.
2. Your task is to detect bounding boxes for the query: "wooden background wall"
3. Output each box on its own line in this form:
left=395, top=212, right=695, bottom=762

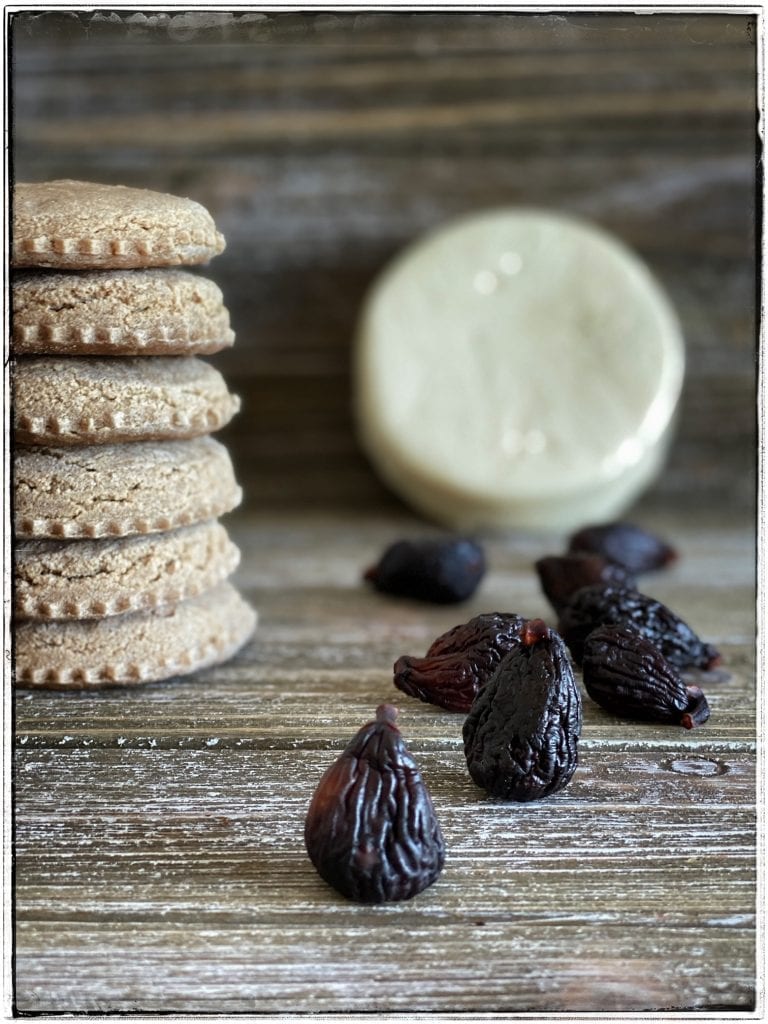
left=10, top=9, right=758, bottom=521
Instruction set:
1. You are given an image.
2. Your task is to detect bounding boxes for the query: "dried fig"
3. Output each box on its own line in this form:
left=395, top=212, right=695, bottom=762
left=394, top=612, right=526, bottom=713
left=463, top=620, right=582, bottom=801
left=364, top=537, right=485, bottom=603
left=582, top=623, right=710, bottom=729
left=557, top=584, right=721, bottom=671
left=535, top=553, right=635, bottom=615
left=567, top=521, right=677, bottom=573
left=304, top=704, right=445, bottom=902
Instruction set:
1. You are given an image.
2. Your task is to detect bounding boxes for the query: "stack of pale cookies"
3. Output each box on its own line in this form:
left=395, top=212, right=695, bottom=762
left=11, top=180, right=256, bottom=689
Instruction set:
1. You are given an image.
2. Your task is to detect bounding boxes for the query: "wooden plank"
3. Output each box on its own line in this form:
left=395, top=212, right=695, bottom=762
left=13, top=746, right=757, bottom=817
left=10, top=11, right=756, bottom=51
left=12, top=923, right=757, bottom=1014
left=12, top=652, right=755, bottom=753
left=14, top=746, right=756, bottom=1013
left=18, top=85, right=757, bottom=151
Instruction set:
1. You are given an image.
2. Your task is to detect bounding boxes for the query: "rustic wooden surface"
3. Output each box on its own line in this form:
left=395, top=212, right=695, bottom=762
left=9, top=10, right=759, bottom=1016
left=13, top=510, right=758, bottom=1014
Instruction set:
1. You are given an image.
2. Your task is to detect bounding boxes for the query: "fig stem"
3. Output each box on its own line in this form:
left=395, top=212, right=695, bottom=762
left=522, top=618, right=549, bottom=646
left=376, top=704, right=399, bottom=724
left=680, top=686, right=710, bottom=729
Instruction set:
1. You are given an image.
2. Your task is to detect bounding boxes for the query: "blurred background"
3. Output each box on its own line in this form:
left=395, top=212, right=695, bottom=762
left=10, top=10, right=758, bottom=523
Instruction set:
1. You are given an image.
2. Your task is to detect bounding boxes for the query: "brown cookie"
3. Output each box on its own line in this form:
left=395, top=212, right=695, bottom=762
left=14, top=436, right=242, bottom=539
left=12, top=269, right=234, bottom=356
left=14, top=355, right=241, bottom=445
left=14, top=520, right=241, bottom=621
left=14, top=581, right=257, bottom=689
left=12, top=180, right=225, bottom=270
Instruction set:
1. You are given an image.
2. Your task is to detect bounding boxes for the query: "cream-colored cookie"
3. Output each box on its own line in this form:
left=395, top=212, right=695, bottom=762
left=12, top=269, right=234, bottom=356
left=14, top=581, right=256, bottom=689
left=14, top=436, right=242, bottom=539
left=14, top=356, right=241, bottom=445
left=12, top=180, right=225, bottom=270
left=355, top=207, right=685, bottom=531
left=14, top=520, right=240, bottom=621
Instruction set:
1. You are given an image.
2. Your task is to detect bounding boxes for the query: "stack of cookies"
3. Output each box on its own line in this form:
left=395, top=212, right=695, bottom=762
left=11, top=179, right=256, bottom=689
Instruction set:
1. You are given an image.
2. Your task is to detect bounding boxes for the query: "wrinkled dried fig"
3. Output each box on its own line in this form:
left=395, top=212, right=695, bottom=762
left=557, top=584, right=721, bottom=671
left=582, top=623, right=711, bottom=729
left=463, top=620, right=582, bottom=801
left=535, top=553, right=636, bottom=615
left=394, top=612, right=526, bottom=713
left=304, top=704, right=445, bottom=902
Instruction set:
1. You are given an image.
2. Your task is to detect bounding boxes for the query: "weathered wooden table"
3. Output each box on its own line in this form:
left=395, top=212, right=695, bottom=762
left=9, top=10, right=759, bottom=1015
left=14, top=507, right=758, bottom=1014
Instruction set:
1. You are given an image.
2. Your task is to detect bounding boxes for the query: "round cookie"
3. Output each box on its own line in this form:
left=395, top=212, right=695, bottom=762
left=14, top=520, right=241, bottom=621
left=14, top=581, right=257, bottom=689
left=12, top=269, right=235, bottom=356
left=14, top=436, right=242, bottom=539
left=14, top=355, right=241, bottom=445
left=355, top=207, right=685, bottom=531
left=12, top=180, right=225, bottom=270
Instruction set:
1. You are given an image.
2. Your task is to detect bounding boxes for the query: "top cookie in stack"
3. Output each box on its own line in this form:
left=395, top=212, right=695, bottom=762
left=12, top=180, right=256, bottom=689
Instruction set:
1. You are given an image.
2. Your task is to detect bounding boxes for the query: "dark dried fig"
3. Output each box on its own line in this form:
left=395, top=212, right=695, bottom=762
left=394, top=612, right=527, bottom=713
left=535, top=553, right=636, bottom=615
left=582, top=623, right=711, bottom=729
left=364, top=537, right=485, bottom=604
left=568, top=521, right=678, bottom=573
left=463, top=619, right=582, bottom=801
left=557, top=584, right=721, bottom=671
left=304, top=704, right=445, bottom=903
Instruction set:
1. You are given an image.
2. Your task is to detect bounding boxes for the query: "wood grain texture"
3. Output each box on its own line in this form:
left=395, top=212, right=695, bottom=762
left=13, top=508, right=757, bottom=1013
left=10, top=9, right=757, bottom=515
left=10, top=10, right=758, bottom=1015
